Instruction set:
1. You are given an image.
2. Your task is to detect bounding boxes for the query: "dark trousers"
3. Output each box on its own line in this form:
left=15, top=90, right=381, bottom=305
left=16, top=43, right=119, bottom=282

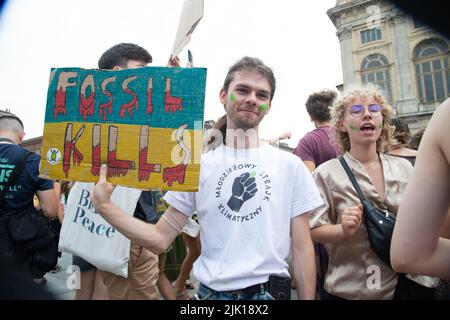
left=393, top=274, right=436, bottom=300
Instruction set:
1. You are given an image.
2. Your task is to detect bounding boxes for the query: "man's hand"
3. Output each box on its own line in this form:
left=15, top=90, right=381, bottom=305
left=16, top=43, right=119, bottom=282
left=279, top=131, right=291, bottom=140
left=341, top=204, right=363, bottom=238
left=91, top=164, right=116, bottom=212
left=167, top=55, right=181, bottom=67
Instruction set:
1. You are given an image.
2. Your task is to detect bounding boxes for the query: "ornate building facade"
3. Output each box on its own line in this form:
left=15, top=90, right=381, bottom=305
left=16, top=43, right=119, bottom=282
left=328, top=0, right=450, bottom=132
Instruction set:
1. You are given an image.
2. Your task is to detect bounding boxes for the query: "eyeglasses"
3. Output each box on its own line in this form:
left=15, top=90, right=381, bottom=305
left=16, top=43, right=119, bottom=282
left=348, top=104, right=383, bottom=118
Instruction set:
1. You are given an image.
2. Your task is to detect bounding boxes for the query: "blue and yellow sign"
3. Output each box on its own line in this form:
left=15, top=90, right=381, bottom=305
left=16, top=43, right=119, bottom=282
left=40, top=66, right=207, bottom=191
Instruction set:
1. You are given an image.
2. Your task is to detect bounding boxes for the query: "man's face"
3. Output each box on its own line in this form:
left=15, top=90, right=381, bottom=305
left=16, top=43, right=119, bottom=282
left=220, top=70, right=271, bottom=130
left=114, top=59, right=148, bottom=70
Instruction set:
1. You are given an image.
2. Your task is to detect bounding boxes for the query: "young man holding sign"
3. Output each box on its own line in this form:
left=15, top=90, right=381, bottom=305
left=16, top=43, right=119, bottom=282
left=92, top=56, right=322, bottom=300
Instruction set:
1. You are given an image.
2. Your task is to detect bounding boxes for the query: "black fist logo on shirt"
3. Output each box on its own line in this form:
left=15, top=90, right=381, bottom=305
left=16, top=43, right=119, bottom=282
left=227, top=172, right=258, bottom=212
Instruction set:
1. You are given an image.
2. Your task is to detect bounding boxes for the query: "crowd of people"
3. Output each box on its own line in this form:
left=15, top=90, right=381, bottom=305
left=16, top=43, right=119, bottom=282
left=1, top=6, right=450, bottom=299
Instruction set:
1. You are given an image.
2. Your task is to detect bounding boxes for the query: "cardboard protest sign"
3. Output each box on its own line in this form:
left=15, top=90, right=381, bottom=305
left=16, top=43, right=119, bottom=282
left=171, top=0, right=204, bottom=58
left=40, top=66, right=207, bottom=191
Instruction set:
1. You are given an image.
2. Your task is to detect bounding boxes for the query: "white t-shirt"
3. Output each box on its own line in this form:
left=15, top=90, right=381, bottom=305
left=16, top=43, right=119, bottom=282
left=164, top=143, right=323, bottom=291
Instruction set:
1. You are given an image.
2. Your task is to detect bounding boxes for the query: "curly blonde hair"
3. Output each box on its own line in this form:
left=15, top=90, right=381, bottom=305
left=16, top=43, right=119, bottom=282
left=330, top=83, right=394, bottom=153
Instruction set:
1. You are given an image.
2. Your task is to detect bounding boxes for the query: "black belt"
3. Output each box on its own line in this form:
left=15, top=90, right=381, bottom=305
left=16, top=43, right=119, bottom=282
left=207, top=282, right=269, bottom=295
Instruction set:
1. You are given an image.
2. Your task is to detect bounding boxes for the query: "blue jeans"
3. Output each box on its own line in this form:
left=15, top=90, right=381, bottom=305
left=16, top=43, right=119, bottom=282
left=195, top=283, right=275, bottom=300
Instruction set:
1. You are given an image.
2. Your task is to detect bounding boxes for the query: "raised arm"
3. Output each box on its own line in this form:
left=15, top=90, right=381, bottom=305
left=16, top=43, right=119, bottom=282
left=91, top=164, right=189, bottom=254
left=391, top=98, right=450, bottom=279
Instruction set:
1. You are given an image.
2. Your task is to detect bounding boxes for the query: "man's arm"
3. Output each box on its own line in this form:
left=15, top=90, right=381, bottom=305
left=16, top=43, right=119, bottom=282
left=290, top=213, right=316, bottom=300
left=36, top=187, right=59, bottom=219
left=91, top=164, right=188, bottom=254
left=53, top=180, right=65, bottom=223
left=302, top=160, right=316, bottom=172
left=391, top=98, right=450, bottom=279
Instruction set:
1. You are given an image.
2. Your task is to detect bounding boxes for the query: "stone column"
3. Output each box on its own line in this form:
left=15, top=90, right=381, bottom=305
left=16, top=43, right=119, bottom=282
left=388, top=8, right=418, bottom=114
left=337, top=26, right=355, bottom=87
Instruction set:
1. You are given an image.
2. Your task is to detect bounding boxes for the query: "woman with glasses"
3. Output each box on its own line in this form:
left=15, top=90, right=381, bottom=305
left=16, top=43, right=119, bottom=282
left=307, top=84, right=438, bottom=299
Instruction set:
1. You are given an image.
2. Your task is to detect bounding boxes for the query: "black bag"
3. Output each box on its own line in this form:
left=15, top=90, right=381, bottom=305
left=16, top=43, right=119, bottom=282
left=30, top=229, right=59, bottom=278
left=5, top=207, right=59, bottom=276
left=268, top=275, right=291, bottom=300
left=338, top=156, right=396, bottom=266
left=0, top=148, right=59, bottom=276
left=7, top=209, right=59, bottom=279
left=8, top=206, right=49, bottom=242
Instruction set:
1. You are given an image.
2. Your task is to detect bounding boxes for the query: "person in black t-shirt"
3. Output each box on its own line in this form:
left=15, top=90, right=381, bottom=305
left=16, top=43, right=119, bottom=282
left=0, top=114, right=59, bottom=279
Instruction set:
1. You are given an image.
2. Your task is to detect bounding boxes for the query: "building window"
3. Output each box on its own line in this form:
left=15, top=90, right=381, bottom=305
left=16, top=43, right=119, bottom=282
left=361, top=54, right=392, bottom=102
left=413, top=39, right=450, bottom=103
left=360, top=28, right=382, bottom=44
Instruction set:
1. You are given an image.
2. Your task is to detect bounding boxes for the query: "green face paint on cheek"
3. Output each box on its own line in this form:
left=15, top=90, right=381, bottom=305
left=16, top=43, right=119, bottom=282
left=229, top=92, right=237, bottom=103
left=379, top=124, right=383, bottom=129
left=259, top=103, right=269, bottom=111
left=349, top=124, right=359, bottom=131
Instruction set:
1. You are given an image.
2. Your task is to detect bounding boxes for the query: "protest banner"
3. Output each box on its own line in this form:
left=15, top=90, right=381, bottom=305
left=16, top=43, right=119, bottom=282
left=40, top=66, right=207, bottom=191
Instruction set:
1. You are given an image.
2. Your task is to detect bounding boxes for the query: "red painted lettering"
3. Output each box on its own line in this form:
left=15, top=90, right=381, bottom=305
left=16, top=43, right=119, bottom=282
left=54, top=71, right=77, bottom=119
left=63, top=123, right=85, bottom=177
left=163, top=124, right=190, bottom=186
left=120, top=76, right=138, bottom=118
left=99, top=77, right=115, bottom=122
left=91, top=125, right=101, bottom=176
left=138, top=125, right=161, bottom=181
left=163, top=164, right=187, bottom=187
left=79, top=75, right=95, bottom=120
left=107, top=126, right=135, bottom=177
left=164, top=78, right=183, bottom=113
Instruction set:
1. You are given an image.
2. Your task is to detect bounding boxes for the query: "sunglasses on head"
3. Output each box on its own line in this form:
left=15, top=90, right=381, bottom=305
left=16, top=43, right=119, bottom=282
left=348, top=104, right=383, bottom=118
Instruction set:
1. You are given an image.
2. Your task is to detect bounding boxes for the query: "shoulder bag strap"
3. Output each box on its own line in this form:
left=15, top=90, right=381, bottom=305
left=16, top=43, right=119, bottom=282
left=0, top=149, right=33, bottom=208
left=338, top=155, right=367, bottom=202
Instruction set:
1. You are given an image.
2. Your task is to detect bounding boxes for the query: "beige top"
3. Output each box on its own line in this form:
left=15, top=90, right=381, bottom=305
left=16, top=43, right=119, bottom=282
left=309, top=152, right=438, bottom=299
